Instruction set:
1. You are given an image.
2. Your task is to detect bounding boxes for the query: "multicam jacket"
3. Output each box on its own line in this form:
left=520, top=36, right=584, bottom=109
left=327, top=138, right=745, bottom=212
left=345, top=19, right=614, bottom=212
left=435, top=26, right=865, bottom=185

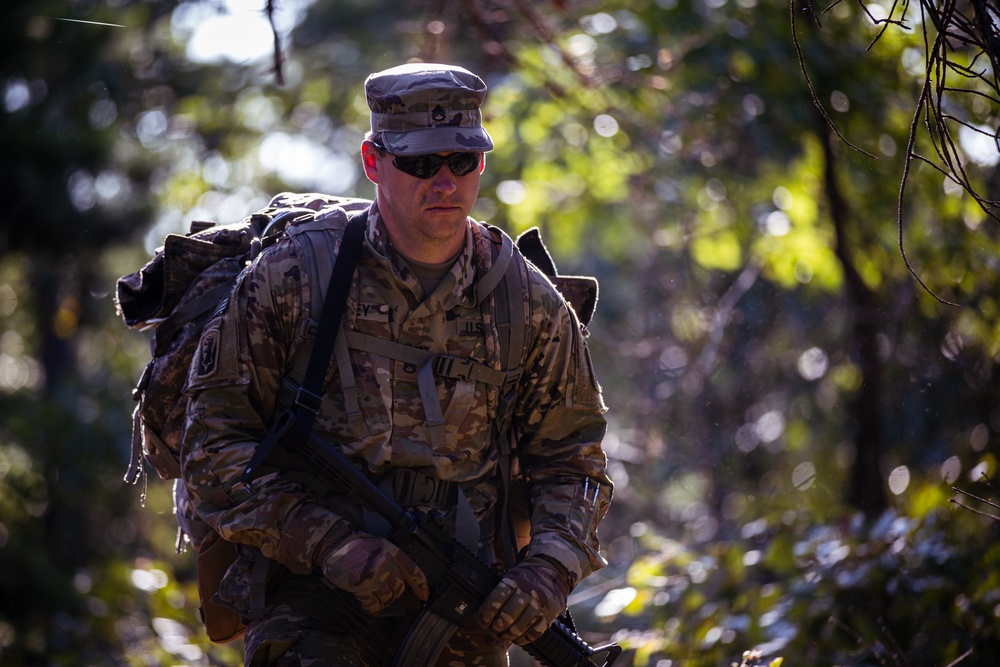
left=181, top=192, right=612, bottom=591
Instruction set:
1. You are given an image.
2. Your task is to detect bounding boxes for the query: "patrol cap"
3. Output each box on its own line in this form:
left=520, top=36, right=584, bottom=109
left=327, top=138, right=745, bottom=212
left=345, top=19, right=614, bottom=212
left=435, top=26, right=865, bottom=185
left=365, top=62, right=494, bottom=156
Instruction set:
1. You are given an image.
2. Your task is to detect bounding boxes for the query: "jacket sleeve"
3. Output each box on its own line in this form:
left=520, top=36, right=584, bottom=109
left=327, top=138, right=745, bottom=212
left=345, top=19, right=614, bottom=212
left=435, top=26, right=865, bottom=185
left=181, top=240, right=351, bottom=575
left=513, top=274, right=613, bottom=586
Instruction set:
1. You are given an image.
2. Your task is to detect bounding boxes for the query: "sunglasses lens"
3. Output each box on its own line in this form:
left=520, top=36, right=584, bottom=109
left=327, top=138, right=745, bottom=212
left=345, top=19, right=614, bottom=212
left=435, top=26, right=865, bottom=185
left=447, top=152, right=481, bottom=176
left=391, top=153, right=480, bottom=179
left=390, top=156, right=429, bottom=178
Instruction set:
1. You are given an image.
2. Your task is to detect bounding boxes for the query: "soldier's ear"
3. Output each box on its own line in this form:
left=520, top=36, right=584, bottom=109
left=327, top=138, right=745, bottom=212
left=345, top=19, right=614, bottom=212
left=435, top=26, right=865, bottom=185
left=362, top=142, right=381, bottom=183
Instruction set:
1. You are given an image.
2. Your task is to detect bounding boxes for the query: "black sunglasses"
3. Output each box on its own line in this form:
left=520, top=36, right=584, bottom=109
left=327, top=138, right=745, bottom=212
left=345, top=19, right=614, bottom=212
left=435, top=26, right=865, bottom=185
left=371, top=140, right=482, bottom=179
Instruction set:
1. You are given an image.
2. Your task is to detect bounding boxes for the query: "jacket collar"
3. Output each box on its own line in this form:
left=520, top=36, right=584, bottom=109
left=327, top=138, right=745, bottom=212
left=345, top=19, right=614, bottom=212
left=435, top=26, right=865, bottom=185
left=365, top=201, right=491, bottom=311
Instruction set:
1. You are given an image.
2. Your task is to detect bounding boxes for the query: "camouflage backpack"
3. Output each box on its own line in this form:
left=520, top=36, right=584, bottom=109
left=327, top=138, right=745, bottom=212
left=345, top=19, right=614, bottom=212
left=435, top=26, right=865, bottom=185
left=115, top=197, right=371, bottom=497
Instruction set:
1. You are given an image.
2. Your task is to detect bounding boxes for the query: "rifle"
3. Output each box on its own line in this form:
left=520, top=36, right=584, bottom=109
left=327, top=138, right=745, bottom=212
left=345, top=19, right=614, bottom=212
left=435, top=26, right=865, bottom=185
left=245, top=430, right=622, bottom=667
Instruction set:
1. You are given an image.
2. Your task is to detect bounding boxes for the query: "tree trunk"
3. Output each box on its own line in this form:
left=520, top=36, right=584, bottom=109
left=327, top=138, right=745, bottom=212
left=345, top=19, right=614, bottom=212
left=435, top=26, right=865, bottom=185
left=819, top=126, right=888, bottom=516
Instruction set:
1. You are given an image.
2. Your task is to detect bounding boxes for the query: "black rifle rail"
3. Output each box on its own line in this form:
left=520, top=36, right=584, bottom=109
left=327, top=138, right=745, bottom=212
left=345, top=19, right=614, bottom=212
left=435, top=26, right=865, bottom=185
left=243, top=429, right=621, bottom=667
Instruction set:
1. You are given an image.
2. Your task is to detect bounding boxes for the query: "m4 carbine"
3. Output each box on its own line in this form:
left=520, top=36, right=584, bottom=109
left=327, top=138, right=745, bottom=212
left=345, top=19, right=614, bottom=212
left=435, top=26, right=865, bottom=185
left=246, top=430, right=621, bottom=667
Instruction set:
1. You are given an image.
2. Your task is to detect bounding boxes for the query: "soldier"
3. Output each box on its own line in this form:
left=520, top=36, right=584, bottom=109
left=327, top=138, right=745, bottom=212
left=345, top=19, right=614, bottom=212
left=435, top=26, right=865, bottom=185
left=181, top=62, right=613, bottom=666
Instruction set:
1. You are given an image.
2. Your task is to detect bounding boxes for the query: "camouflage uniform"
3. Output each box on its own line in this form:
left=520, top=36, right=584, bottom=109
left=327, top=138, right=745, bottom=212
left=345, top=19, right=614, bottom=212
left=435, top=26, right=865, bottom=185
left=181, top=64, right=612, bottom=666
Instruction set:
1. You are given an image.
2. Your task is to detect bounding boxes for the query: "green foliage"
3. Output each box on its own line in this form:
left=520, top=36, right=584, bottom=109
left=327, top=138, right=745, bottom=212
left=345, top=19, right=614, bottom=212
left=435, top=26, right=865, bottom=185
left=579, top=480, right=1000, bottom=666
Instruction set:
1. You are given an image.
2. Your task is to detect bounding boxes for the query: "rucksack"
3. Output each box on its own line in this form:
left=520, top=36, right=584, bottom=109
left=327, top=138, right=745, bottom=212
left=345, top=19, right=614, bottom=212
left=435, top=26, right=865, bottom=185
left=116, top=196, right=370, bottom=494
left=115, top=193, right=598, bottom=641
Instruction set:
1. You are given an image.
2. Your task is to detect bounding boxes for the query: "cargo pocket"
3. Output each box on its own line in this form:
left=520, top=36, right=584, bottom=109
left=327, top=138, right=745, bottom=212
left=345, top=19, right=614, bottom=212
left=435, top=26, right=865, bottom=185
left=196, top=531, right=246, bottom=643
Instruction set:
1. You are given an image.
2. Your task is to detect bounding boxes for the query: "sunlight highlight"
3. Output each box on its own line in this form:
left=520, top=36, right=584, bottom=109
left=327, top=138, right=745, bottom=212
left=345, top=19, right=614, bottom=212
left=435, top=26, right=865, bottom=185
left=172, top=0, right=315, bottom=65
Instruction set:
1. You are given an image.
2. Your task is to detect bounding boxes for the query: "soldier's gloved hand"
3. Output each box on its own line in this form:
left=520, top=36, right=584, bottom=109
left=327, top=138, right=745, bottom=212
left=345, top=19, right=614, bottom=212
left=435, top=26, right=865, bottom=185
left=476, top=555, right=572, bottom=645
left=317, top=533, right=429, bottom=614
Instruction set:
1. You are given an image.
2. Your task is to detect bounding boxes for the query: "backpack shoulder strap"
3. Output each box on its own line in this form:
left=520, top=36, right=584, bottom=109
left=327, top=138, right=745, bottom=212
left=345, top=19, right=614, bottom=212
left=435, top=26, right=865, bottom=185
left=481, top=225, right=531, bottom=568
left=276, top=207, right=368, bottom=421
left=476, top=226, right=514, bottom=302
left=293, top=209, right=368, bottom=420
left=479, top=224, right=529, bottom=374
left=241, top=209, right=367, bottom=484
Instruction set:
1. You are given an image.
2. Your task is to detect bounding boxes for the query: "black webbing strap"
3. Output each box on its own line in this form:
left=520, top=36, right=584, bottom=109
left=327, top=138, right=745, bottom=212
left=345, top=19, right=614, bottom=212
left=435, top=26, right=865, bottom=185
left=152, top=283, right=231, bottom=357
left=242, top=210, right=367, bottom=485
left=292, top=211, right=367, bottom=428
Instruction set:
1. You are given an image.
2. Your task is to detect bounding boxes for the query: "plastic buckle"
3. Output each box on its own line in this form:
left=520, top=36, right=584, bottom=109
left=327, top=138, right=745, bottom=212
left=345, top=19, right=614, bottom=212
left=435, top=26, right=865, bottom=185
left=294, top=387, right=323, bottom=414
left=395, top=469, right=456, bottom=508
left=433, top=355, right=475, bottom=381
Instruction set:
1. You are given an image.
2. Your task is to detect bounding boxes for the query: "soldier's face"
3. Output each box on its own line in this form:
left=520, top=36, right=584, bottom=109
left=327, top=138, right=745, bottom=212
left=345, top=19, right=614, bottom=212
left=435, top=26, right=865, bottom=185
left=363, top=142, right=483, bottom=262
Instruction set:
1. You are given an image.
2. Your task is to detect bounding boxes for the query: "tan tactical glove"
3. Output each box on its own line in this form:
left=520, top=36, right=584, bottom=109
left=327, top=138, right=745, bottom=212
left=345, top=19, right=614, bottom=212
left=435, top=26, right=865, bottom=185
left=475, top=555, right=572, bottom=645
left=317, top=533, right=429, bottom=614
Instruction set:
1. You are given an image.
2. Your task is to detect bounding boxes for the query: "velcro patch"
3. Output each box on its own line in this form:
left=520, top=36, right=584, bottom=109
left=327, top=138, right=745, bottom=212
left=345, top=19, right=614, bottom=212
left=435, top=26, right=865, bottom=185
left=357, top=302, right=390, bottom=322
left=457, top=317, right=484, bottom=337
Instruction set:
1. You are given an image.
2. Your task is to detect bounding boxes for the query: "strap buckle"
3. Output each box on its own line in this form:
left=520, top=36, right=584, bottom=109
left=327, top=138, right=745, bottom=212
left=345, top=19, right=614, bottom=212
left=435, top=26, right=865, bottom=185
left=392, top=468, right=457, bottom=508
left=433, top=355, right=476, bottom=382
left=294, top=386, right=323, bottom=414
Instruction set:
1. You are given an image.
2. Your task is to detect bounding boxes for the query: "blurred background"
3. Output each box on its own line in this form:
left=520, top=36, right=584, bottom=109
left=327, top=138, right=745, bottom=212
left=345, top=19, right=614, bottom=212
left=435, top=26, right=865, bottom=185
left=2, top=0, right=999, bottom=665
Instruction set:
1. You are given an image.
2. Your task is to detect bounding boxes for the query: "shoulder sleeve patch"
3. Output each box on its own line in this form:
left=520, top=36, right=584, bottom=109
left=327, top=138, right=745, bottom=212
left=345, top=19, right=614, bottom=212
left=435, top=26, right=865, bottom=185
left=184, top=277, right=252, bottom=393
left=192, top=327, right=221, bottom=381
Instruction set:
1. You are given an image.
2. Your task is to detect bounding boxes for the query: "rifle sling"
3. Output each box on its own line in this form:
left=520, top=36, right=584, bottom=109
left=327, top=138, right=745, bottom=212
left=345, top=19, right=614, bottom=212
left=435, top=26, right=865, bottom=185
left=241, top=210, right=367, bottom=484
